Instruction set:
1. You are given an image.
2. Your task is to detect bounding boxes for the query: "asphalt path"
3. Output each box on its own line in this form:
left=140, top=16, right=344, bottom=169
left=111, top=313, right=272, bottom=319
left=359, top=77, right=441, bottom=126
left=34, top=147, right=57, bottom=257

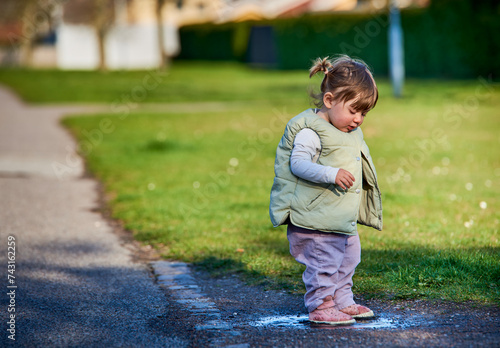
left=0, top=87, right=186, bottom=347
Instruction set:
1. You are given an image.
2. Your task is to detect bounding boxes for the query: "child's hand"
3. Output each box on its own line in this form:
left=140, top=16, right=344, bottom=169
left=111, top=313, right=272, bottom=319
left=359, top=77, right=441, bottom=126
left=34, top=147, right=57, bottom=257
left=335, top=169, right=355, bottom=190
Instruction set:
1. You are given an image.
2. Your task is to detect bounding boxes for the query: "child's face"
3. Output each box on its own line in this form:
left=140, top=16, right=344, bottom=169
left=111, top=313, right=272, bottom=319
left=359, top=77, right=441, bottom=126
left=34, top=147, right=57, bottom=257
left=325, top=97, right=366, bottom=133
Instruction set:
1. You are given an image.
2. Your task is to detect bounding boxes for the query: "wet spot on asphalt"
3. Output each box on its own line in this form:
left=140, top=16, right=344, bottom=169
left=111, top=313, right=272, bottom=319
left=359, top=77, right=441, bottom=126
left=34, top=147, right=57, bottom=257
left=249, top=314, right=406, bottom=329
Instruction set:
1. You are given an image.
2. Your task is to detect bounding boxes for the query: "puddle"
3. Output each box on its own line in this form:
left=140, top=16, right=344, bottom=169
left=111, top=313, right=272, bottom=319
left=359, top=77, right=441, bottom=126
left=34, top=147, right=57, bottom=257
left=250, top=315, right=405, bottom=330
left=250, top=315, right=309, bottom=328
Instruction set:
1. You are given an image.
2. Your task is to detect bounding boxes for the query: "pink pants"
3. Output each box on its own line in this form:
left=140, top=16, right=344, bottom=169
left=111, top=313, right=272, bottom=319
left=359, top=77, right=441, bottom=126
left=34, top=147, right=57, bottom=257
left=287, top=223, right=361, bottom=313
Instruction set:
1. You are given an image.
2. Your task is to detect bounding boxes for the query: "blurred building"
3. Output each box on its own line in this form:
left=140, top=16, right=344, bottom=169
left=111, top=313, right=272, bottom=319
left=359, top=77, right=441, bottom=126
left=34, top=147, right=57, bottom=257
left=58, top=0, right=163, bottom=69
left=0, top=0, right=427, bottom=70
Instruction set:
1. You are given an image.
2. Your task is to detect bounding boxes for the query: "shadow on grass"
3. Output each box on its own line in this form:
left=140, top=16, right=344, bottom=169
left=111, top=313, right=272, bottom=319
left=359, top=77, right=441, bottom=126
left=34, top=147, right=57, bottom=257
left=358, top=246, right=500, bottom=301
left=192, top=245, right=500, bottom=303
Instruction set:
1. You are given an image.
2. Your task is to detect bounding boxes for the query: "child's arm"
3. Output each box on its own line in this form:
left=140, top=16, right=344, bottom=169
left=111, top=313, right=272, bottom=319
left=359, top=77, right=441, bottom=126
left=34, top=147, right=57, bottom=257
left=291, top=128, right=338, bottom=183
left=291, top=129, right=354, bottom=189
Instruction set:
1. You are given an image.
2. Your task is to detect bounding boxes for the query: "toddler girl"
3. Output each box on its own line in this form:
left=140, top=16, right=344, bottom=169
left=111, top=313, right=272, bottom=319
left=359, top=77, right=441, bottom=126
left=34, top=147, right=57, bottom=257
left=269, top=55, right=383, bottom=325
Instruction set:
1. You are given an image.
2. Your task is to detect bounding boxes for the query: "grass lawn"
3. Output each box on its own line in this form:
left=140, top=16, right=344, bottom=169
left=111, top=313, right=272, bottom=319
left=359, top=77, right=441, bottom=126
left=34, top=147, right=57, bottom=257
left=2, top=63, right=499, bottom=304
left=0, top=62, right=310, bottom=104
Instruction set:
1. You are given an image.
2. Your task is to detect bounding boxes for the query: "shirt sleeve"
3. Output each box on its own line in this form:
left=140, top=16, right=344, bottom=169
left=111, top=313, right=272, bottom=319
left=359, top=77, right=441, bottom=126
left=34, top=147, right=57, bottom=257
left=290, top=128, right=339, bottom=184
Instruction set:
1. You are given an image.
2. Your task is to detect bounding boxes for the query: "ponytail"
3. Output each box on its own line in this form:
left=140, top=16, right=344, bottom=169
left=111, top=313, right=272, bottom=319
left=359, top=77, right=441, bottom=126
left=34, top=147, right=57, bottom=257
left=309, top=57, right=333, bottom=78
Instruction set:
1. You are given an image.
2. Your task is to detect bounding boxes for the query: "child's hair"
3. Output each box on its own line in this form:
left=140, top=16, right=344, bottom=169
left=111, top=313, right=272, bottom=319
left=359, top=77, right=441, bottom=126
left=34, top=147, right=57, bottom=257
left=309, top=55, right=378, bottom=113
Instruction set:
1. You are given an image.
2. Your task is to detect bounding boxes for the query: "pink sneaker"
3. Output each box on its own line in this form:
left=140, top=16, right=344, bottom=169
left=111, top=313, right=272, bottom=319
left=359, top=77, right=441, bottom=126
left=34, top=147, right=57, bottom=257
left=309, top=296, right=356, bottom=326
left=339, top=304, right=374, bottom=319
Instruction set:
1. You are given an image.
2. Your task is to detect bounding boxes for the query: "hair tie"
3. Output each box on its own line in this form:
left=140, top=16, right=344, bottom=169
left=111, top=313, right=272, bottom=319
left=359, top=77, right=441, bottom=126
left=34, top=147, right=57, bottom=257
left=324, top=68, right=329, bottom=75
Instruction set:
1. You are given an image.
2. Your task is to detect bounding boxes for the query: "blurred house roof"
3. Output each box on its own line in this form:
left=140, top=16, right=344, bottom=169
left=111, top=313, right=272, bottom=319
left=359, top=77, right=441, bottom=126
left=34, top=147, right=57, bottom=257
left=223, top=0, right=359, bottom=21
left=0, top=22, right=21, bottom=45
left=167, top=0, right=429, bottom=27
left=167, top=0, right=358, bottom=26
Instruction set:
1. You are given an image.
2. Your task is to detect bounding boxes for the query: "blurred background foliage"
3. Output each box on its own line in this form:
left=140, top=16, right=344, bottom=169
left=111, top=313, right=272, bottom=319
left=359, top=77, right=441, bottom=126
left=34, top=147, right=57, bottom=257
left=178, top=0, right=500, bottom=78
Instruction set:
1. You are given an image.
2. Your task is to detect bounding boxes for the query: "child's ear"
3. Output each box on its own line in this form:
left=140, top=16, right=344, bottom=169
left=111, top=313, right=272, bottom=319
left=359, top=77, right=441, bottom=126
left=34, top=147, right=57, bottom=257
left=323, top=92, right=334, bottom=108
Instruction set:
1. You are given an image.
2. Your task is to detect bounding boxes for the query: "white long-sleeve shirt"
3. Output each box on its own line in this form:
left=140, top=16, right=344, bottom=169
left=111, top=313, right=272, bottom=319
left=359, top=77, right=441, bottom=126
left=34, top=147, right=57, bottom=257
left=290, top=128, right=339, bottom=184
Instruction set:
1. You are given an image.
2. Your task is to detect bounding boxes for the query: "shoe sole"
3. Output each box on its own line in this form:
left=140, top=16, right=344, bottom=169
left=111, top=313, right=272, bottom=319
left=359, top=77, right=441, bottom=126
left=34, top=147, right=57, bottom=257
left=350, top=310, right=374, bottom=319
left=310, top=318, right=356, bottom=326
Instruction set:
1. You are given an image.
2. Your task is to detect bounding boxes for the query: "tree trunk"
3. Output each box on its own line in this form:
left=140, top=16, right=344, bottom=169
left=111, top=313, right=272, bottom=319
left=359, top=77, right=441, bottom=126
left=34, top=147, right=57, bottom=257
left=156, top=0, right=169, bottom=70
left=19, top=0, right=38, bottom=66
left=96, top=28, right=106, bottom=71
left=94, top=0, right=109, bottom=71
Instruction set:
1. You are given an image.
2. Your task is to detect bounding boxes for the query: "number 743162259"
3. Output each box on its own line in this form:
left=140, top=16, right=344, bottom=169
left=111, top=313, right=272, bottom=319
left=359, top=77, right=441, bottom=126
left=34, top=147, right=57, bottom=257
left=7, top=236, right=16, bottom=286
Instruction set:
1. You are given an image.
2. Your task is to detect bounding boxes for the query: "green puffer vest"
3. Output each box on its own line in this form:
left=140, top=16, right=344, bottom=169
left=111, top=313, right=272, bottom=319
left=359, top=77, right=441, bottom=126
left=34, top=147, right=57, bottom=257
left=269, top=109, right=383, bottom=235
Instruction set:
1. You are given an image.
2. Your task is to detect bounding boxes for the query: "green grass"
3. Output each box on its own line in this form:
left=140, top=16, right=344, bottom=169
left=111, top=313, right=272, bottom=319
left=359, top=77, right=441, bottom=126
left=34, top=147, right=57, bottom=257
left=0, top=62, right=310, bottom=104
left=2, top=63, right=499, bottom=304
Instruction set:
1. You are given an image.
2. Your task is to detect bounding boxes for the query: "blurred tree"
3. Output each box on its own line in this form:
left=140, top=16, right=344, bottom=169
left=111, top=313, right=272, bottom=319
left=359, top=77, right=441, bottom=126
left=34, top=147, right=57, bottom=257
left=94, top=0, right=114, bottom=71
left=19, top=0, right=37, bottom=66
left=63, top=0, right=114, bottom=71
left=156, top=0, right=168, bottom=70
left=0, top=0, right=54, bottom=66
